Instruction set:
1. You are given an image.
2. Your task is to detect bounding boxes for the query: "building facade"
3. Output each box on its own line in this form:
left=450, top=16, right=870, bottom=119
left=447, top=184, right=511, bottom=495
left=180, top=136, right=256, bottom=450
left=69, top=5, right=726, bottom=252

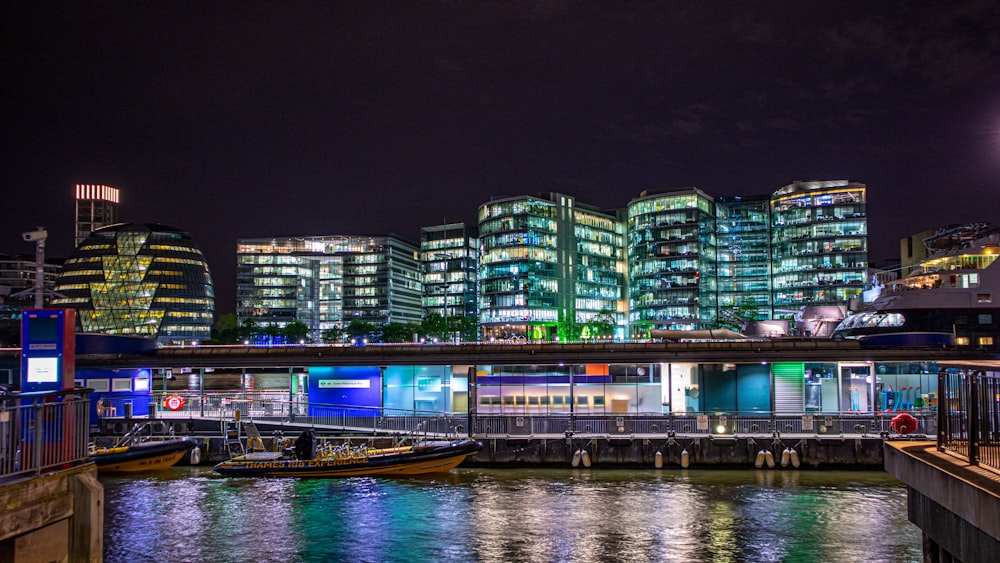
left=75, top=184, right=120, bottom=248
left=770, top=180, right=868, bottom=318
left=237, top=235, right=423, bottom=339
left=419, top=222, right=478, bottom=322
left=51, top=223, right=215, bottom=345
left=627, top=188, right=717, bottom=335
left=715, top=195, right=772, bottom=324
left=477, top=193, right=624, bottom=341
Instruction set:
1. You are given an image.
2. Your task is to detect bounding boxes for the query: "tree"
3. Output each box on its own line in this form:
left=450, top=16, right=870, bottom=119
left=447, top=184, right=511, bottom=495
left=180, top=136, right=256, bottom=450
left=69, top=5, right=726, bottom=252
left=345, top=318, right=377, bottom=342
left=320, top=326, right=343, bottom=344
left=207, top=313, right=240, bottom=344
left=382, top=322, right=420, bottom=343
left=586, top=307, right=616, bottom=340
left=420, top=313, right=448, bottom=341
left=282, top=321, right=311, bottom=344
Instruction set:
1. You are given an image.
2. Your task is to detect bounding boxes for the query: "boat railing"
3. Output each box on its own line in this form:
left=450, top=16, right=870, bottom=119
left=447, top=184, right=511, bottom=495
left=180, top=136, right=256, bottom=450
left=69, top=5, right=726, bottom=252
left=0, top=388, right=92, bottom=481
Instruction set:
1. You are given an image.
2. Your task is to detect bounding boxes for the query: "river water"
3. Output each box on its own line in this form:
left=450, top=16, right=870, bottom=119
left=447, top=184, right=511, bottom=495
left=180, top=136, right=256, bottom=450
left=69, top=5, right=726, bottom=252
left=101, top=467, right=921, bottom=563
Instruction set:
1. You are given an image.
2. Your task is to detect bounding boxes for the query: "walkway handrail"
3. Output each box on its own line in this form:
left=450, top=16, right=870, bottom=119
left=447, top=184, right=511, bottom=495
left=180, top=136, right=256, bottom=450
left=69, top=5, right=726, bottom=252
left=1, top=388, right=92, bottom=480
left=938, top=368, right=1000, bottom=471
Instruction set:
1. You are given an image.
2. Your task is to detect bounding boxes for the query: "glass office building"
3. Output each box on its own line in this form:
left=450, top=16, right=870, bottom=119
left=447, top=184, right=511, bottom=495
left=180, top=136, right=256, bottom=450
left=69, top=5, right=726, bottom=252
left=51, top=222, right=215, bottom=345
left=237, top=235, right=423, bottom=338
left=478, top=193, right=624, bottom=341
left=716, top=195, right=772, bottom=322
left=627, top=188, right=718, bottom=335
left=770, top=181, right=868, bottom=317
left=419, top=223, right=478, bottom=320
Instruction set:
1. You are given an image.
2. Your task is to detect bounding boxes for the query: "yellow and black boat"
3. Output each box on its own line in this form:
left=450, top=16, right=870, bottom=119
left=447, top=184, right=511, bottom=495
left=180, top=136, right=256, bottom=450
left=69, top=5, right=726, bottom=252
left=213, top=432, right=481, bottom=478
left=90, top=422, right=197, bottom=473
left=90, top=438, right=197, bottom=473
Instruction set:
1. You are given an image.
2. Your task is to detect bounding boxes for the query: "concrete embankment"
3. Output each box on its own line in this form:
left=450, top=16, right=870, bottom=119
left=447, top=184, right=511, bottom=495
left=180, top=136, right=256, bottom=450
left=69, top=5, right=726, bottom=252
left=167, top=433, right=893, bottom=469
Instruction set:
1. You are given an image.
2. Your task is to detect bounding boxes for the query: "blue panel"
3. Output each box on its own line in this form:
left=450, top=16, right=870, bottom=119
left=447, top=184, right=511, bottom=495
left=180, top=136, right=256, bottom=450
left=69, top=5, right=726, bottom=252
left=308, top=366, right=381, bottom=416
left=702, top=365, right=737, bottom=412
left=736, top=364, right=771, bottom=412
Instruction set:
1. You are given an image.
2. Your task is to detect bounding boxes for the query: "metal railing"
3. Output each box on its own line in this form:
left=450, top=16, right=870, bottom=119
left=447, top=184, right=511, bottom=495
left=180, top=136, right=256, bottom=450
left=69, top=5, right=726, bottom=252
left=473, top=411, right=937, bottom=438
left=1, top=389, right=92, bottom=480
left=938, top=369, right=1000, bottom=471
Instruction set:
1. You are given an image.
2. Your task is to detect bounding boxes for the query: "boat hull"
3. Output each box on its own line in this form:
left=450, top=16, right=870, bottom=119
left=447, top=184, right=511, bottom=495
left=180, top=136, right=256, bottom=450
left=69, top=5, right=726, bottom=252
left=91, top=439, right=196, bottom=473
left=213, top=439, right=482, bottom=478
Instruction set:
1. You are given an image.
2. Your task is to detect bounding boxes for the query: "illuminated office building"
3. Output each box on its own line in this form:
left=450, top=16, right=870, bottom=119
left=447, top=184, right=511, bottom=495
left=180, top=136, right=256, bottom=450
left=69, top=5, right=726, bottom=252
left=237, top=235, right=422, bottom=338
left=420, top=223, right=478, bottom=320
left=770, top=180, right=868, bottom=317
left=75, top=184, right=120, bottom=247
left=477, top=193, right=624, bottom=341
left=51, top=223, right=215, bottom=345
left=715, top=195, right=772, bottom=322
left=627, top=188, right=718, bottom=335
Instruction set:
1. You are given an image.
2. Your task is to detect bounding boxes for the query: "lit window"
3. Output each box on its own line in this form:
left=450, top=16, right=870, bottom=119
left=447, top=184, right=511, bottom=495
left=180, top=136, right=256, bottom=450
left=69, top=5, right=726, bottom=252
left=978, top=337, right=994, bottom=346
left=956, top=337, right=970, bottom=346
left=977, top=294, right=992, bottom=303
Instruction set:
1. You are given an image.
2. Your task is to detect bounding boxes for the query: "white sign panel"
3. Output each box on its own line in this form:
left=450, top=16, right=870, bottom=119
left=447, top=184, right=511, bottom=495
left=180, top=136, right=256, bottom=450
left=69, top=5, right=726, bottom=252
left=318, top=379, right=371, bottom=389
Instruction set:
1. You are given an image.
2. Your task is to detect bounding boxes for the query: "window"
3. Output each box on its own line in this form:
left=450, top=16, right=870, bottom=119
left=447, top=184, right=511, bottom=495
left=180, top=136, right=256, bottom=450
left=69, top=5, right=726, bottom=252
left=978, top=314, right=992, bottom=325
left=977, top=294, right=992, bottom=303
left=978, top=337, right=994, bottom=346
left=956, top=337, right=970, bottom=346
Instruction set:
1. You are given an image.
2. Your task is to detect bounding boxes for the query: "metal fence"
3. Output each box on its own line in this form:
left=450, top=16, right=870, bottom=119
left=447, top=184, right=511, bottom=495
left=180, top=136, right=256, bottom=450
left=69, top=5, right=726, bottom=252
left=473, top=411, right=937, bottom=438
left=1, top=389, right=92, bottom=480
left=938, top=369, right=1000, bottom=471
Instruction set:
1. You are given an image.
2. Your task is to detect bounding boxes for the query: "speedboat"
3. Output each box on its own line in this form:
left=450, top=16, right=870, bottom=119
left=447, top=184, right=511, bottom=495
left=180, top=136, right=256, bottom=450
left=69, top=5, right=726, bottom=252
left=213, top=434, right=482, bottom=478
left=90, top=439, right=197, bottom=473
left=90, top=421, right=197, bottom=473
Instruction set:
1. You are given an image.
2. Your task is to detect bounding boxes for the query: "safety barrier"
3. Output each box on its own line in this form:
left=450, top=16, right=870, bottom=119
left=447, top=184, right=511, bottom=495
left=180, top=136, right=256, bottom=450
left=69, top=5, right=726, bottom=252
left=938, top=369, right=1000, bottom=471
left=1, top=389, right=92, bottom=480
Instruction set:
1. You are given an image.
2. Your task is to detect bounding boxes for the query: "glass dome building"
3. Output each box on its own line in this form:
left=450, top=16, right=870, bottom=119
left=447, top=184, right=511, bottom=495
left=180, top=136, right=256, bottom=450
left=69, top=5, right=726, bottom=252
left=51, top=222, right=215, bottom=345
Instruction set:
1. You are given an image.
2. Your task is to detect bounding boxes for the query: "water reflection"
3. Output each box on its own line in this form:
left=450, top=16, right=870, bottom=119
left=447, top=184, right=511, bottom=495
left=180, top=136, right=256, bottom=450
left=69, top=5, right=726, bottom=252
left=102, top=468, right=920, bottom=563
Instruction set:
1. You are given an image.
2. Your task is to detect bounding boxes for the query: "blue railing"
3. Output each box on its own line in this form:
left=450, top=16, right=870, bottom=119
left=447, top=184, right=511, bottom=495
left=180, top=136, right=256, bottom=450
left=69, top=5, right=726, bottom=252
left=938, top=369, right=1000, bottom=471
left=1, top=389, right=92, bottom=480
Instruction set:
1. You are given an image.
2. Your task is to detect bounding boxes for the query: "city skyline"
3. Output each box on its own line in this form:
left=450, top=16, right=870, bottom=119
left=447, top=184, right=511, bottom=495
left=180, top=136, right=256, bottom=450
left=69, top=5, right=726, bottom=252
left=2, top=2, right=998, bottom=316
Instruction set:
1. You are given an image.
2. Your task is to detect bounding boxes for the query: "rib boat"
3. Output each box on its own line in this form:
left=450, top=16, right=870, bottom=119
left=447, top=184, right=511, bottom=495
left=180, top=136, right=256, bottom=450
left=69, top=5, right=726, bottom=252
left=213, top=437, right=482, bottom=478
left=90, top=437, right=196, bottom=473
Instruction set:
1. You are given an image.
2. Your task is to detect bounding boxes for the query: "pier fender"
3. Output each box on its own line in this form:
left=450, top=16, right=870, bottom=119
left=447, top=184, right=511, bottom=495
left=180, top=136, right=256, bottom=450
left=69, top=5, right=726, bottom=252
left=680, top=449, right=690, bottom=469
left=580, top=449, right=592, bottom=468
left=571, top=449, right=582, bottom=467
left=190, top=446, right=201, bottom=465
left=654, top=450, right=663, bottom=469
left=754, top=450, right=766, bottom=468
left=780, top=448, right=791, bottom=468
left=764, top=450, right=775, bottom=468
left=790, top=448, right=800, bottom=469
left=890, top=413, right=918, bottom=435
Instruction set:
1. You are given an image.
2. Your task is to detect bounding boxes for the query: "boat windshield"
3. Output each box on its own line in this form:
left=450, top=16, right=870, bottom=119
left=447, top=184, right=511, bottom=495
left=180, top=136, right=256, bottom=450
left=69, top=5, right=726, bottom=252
left=835, top=312, right=905, bottom=331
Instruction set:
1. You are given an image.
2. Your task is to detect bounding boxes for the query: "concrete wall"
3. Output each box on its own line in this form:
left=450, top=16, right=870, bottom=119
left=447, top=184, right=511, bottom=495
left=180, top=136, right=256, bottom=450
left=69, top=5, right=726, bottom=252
left=0, top=465, right=103, bottom=563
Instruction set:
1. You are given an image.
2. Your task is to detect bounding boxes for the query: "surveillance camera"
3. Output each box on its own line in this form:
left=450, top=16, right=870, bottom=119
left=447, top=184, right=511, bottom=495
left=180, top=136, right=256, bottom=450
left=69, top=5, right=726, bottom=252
left=22, top=228, right=47, bottom=242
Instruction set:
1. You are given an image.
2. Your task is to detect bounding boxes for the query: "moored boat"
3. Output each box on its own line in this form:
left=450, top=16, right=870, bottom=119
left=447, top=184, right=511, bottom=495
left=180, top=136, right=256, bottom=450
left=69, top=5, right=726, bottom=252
left=90, top=438, right=196, bottom=473
left=213, top=436, right=482, bottom=478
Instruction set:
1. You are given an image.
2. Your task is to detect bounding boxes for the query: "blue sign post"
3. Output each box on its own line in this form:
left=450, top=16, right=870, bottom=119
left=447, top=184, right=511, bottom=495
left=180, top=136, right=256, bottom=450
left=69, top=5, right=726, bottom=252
left=21, top=308, right=76, bottom=393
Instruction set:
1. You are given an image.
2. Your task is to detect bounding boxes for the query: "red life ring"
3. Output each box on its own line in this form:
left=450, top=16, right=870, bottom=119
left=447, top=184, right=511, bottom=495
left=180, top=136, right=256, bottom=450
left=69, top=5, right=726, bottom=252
left=164, top=394, right=185, bottom=411
left=891, top=412, right=918, bottom=435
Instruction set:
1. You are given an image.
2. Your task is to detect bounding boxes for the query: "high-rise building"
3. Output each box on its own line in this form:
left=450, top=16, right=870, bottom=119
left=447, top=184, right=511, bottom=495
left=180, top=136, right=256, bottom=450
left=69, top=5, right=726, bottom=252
left=51, top=222, right=215, bottom=345
left=478, top=193, right=624, bottom=341
left=626, top=188, right=717, bottom=335
left=419, top=222, right=478, bottom=321
left=75, top=184, right=120, bottom=247
left=770, top=180, right=868, bottom=317
left=716, top=195, right=772, bottom=323
left=237, top=235, right=422, bottom=339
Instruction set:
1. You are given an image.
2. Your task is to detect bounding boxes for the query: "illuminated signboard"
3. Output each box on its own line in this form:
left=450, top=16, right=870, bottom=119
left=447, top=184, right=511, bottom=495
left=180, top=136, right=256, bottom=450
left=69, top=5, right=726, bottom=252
left=21, top=309, right=76, bottom=392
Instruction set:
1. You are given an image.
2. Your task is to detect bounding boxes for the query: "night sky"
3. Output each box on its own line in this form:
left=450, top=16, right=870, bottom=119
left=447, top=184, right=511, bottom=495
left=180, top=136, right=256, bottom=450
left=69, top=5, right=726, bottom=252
left=2, top=1, right=998, bottom=316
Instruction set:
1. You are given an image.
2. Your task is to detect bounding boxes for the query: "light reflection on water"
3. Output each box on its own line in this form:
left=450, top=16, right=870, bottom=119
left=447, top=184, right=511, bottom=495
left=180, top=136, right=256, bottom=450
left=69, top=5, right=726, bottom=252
left=102, top=468, right=921, bottom=563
